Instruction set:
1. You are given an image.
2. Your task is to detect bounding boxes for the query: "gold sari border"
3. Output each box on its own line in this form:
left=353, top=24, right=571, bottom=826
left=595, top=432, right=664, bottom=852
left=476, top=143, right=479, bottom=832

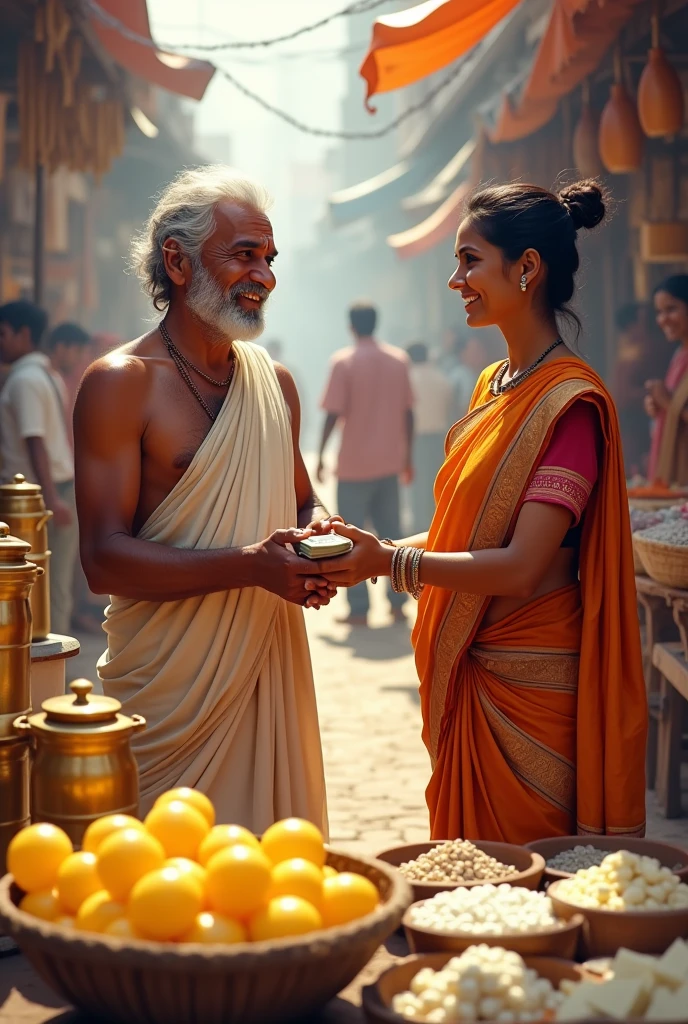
left=430, top=379, right=598, bottom=758
left=478, top=688, right=576, bottom=816
left=471, top=646, right=579, bottom=691
left=577, top=822, right=647, bottom=837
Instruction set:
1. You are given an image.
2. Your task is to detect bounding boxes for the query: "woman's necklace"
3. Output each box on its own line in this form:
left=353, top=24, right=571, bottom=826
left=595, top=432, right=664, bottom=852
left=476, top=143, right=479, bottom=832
left=159, top=320, right=236, bottom=422
left=489, top=338, right=563, bottom=397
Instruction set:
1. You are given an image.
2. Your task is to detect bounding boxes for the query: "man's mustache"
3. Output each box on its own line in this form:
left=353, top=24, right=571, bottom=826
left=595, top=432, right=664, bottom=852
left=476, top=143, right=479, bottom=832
left=230, top=283, right=271, bottom=303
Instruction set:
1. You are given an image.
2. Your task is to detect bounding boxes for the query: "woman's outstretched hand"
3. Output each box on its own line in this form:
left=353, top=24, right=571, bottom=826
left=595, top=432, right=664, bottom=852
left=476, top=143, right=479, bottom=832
left=320, top=522, right=394, bottom=588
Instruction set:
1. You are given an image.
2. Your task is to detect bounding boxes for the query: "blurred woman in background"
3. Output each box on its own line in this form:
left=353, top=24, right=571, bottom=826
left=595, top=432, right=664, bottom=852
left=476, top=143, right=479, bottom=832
left=646, top=275, right=688, bottom=486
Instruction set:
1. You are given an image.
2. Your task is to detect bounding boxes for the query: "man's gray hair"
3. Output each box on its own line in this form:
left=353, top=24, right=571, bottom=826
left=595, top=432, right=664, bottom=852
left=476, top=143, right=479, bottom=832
left=131, top=165, right=273, bottom=311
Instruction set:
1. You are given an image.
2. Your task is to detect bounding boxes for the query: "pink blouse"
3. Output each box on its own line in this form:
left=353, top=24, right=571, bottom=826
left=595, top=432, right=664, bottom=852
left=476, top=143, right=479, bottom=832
left=523, top=400, right=601, bottom=528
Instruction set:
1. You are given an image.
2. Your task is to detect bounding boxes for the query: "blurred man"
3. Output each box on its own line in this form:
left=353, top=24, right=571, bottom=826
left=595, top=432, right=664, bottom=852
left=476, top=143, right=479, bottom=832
left=407, top=342, right=453, bottom=534
left=73, top=166, right=328, bottom=830
left=447, top=332, right=489, bottom=423
left=0, top=301, right=77, bottom=634
left=46, top=322, right=92, bottom=417
left=318, top=302, right=414, bottom=627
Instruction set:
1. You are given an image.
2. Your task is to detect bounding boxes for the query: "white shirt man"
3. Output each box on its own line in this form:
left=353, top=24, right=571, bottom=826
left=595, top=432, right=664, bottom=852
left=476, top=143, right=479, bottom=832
left=0, top=302, right=78, bottom=635
left=407, top=342, right=453, bottom=534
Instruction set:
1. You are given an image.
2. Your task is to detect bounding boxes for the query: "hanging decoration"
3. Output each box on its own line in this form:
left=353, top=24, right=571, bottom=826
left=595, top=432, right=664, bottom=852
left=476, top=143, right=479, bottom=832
left=573, top=81, right=604, bottom=179
left=17, top=1, right=126, bottom=179
left=637, top=3, right=684, bottom=138
left=599, top=46, right=643, bottom=174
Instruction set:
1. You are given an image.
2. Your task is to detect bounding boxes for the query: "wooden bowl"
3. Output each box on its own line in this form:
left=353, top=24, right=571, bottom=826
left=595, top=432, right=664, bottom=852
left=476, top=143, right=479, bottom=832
left=362, top=953, right=590, bottom=1024
left=0, top=850, right=413, bottom=1024
left=376, top=841, right=545, bottom=902
left=525, top=836, right=688, bottom=886
left=401, top=897, right=584, bottom=959
left=548, top=879, right=688, bottom=958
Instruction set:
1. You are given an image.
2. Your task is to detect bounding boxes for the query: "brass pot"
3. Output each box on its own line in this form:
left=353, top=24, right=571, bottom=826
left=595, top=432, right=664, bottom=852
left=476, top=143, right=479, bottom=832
left=0, top=475, right=52, bottom=641
left=14, top=679, right=146, bottom=847
left=0, top=523, right=41, bottom=741
left=0, top=740, right=30, bottom=873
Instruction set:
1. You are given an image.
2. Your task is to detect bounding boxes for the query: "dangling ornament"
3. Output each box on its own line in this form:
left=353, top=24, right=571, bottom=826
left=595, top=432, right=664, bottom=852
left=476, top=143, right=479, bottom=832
left=573, top=82, right=604, bottom=178
left=637, top=9, right=684, bottom=137
left=599, top=48, right=644, bottom=174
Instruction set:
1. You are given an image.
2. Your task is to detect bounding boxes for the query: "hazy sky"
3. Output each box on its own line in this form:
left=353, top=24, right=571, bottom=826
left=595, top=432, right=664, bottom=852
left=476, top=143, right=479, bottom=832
left=147, top=1, right=350, bottom=184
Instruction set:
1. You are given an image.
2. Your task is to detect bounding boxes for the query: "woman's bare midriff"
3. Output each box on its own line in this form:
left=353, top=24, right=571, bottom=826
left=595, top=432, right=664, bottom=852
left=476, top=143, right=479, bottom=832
left=481, top=547, right=579, bottom=627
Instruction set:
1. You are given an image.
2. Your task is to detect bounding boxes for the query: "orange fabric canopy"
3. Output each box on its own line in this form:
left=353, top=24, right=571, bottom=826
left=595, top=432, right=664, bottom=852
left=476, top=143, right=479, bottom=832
left=491, top=0, right=641, bottom=142
left=387, top=179, right=470, bottom=259
left=359, top=0, right=521, bottom=107
left=90, top=0, right=215, bottom=101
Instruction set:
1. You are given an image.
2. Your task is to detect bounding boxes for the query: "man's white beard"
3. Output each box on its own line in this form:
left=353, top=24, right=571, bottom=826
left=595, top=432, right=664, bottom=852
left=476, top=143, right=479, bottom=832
left=186, top=261, right=267, bottom=341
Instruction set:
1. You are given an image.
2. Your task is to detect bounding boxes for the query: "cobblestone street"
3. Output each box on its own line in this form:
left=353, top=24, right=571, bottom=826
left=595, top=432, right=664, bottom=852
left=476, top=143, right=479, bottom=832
left=68, top=581, right=688, bottom=855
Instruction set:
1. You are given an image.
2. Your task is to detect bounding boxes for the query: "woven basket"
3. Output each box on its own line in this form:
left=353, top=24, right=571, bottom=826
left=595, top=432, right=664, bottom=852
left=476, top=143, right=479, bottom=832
left=632, top=537, right=646, bottom=576
left=0, top=850, right=412, bottom=1024
left=634, top=533, right=688, bottom=588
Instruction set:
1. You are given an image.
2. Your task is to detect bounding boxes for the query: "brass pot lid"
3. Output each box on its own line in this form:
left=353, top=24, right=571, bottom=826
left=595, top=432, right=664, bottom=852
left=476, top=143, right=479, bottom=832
left=0, top=474, right=41, bottom=495
left=41, top=679, right=123, bottom=725
left=0, top=522, right=33, bottom=566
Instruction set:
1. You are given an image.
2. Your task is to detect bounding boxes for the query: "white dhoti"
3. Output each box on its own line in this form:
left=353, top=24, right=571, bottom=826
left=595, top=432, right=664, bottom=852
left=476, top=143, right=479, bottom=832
left=97, top=341, right=328, bottom=835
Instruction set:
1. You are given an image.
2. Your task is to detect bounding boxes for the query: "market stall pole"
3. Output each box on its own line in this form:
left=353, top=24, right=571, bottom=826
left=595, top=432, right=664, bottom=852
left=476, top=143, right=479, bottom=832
left=32, top=165, right=45, bottom=306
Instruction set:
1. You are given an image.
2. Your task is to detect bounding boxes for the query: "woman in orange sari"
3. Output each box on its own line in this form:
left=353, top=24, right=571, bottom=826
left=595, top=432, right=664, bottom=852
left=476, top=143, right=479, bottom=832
left=320, top=180, right=647, bottom=844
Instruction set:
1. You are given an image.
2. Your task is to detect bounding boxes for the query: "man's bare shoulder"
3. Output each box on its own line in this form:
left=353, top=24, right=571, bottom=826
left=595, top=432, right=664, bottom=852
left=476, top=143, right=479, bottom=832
left=75, top=332, right=163, bottom=423
left=272, top=360, right=299, bottom=421
left=79, top=331, right=161, bottom=392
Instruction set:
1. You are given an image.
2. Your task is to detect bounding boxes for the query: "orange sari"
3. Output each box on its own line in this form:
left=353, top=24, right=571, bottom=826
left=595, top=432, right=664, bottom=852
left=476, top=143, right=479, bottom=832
left=412, top=358, right=647, bottom=843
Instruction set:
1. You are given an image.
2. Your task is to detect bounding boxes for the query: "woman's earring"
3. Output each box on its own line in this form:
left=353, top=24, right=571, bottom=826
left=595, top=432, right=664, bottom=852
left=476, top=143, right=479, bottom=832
left=520, top=274, right=528, bottom=293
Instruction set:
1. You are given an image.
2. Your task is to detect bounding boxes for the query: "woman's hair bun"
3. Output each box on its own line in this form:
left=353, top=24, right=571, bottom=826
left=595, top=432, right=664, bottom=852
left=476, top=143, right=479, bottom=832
left=558, top=179, right=607, bottom=232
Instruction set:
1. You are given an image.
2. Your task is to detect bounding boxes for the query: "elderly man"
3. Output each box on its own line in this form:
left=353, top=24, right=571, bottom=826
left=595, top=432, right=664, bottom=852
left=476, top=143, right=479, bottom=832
left=74, top=167, right=330, bottom=832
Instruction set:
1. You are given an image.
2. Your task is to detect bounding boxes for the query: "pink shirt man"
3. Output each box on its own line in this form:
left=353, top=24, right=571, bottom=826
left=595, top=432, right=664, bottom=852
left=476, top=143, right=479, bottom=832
left=321, top=337, right=414, bottom=482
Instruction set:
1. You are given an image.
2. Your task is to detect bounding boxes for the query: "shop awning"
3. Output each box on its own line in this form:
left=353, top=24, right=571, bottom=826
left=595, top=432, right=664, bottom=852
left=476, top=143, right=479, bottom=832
left=491, top=0, right=640, bottom=142
left=329, top=137, right=458, bottom=225
left=387, top=179, right=471, bottom=260
left=402, top=138, right=475, bottom=211
left=359, top=0, right=521, bottom=107
left=89, top=0, right=215, bottom=101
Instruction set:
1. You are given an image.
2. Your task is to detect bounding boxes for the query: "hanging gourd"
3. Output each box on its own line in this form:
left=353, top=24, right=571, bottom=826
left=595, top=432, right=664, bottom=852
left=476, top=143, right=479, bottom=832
left=573, top=81, right=604, bottom=178
left=638, top=5, right=684, bottom=137
left=599, top=46, right=644, bottom=173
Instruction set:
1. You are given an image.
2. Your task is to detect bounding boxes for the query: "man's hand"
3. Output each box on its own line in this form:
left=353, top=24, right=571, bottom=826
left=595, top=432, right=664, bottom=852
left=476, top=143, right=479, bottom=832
left=51, top=498, right=73, bottom=528
left=249, top=528, right=334, bottom=607
left=401, top=462, right=414, bottom=486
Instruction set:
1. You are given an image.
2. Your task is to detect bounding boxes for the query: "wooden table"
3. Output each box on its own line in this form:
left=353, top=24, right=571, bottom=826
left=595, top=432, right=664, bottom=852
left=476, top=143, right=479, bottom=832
left=636, top=575, right=688, bottom=792
left=652, top=642, right=688, bottom=818
left=0, top=937, right=408, bottom=1023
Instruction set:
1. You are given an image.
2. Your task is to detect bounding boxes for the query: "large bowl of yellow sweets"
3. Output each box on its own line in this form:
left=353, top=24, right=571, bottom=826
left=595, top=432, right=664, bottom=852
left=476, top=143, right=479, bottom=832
left=548, top=849, right=688, bottom=958
left=0, top=788, right=412, bottom=1024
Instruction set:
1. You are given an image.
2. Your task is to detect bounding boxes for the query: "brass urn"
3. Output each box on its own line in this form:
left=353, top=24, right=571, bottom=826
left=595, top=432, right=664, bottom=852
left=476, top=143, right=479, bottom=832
left=14, top=679, right=146, bottom=847
left=0, top=523, right=41, bottom=870
left=0, top=474, right=52, bottom=640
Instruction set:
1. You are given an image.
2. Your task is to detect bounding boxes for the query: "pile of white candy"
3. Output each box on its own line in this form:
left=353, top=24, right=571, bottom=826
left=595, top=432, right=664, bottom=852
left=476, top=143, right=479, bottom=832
left=546, top=845, right=607, bottom=874
left=392, top=945, right=563, bottom=1023
left=408, top=884, right=562, bottom=936
left=556, top=851, right=688, bottom=910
